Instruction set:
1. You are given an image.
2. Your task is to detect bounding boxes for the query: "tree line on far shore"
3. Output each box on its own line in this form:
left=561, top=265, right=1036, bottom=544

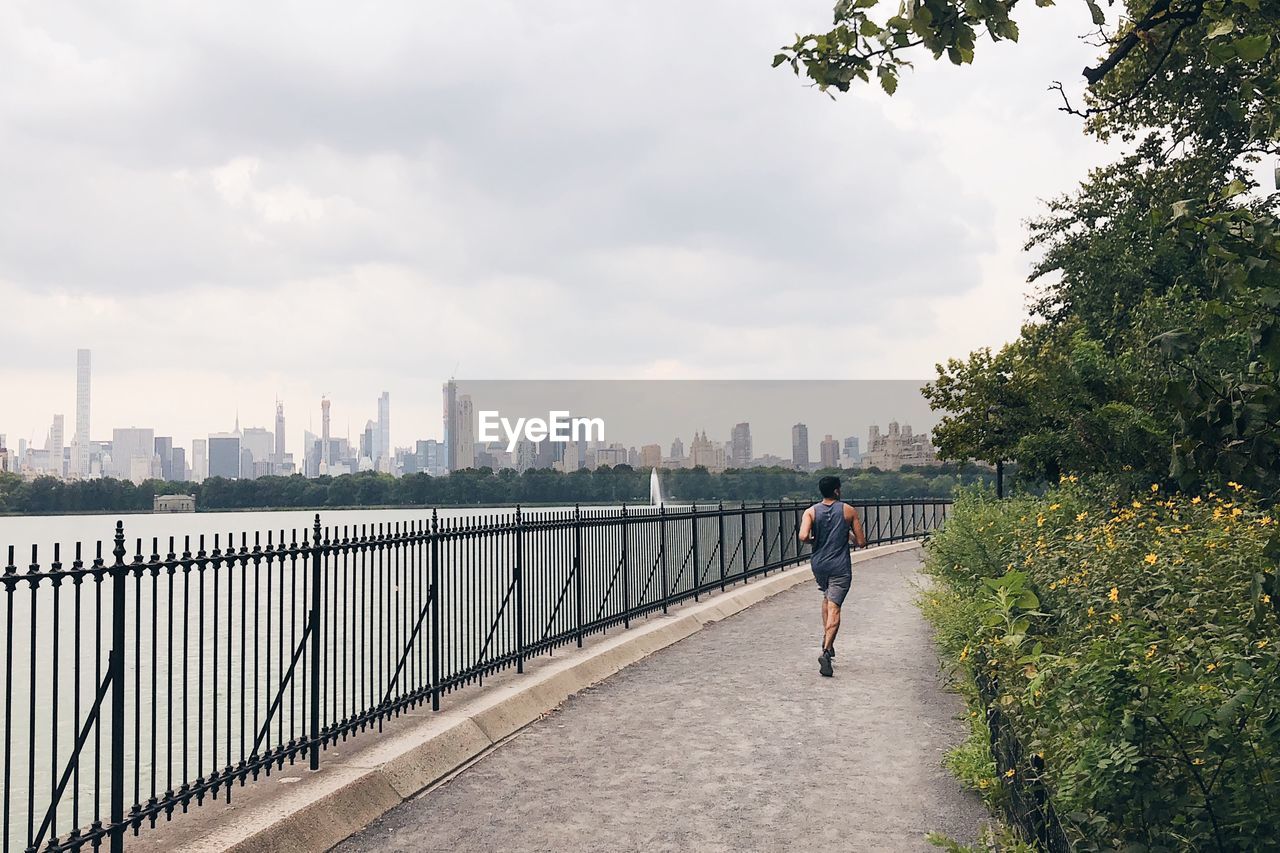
left=0, top=463, right=996, bottom=515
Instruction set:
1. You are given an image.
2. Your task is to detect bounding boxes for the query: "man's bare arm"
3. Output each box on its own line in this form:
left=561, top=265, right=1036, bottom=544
left=846, top=504, right=867, bottom=548
left=798, top=507, right=815, bottom=542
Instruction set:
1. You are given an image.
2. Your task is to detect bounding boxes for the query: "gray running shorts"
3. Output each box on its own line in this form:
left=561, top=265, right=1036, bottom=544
left=813, top=569, right=851, bottom=607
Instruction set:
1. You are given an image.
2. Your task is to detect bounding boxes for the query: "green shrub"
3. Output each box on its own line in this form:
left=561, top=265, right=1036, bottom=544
left=924, top=484, right=1280, bottom=851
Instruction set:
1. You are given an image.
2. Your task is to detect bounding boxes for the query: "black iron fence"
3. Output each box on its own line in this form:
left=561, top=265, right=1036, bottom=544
left=976, top=671, right=1071, bottom=852
left=1, top=498, right=949, bottom=853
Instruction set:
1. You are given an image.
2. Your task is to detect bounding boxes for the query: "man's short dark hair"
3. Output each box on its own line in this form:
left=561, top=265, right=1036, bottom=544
left=819, top=476, right=841, bottom=499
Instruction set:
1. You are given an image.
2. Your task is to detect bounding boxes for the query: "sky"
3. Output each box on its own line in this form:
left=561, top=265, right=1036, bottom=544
left=0, top=0, right=1110, bottom=454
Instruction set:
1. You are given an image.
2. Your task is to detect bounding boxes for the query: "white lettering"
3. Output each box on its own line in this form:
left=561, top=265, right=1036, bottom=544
left=478, top=411, right=500, bottom=443
left=501, top=416, right=525, bottom=453
left=572, top=416, right=605, bottom=443
left=481, top=411, right=606, bottom=452
left=549, top=410, right=571, bottom=441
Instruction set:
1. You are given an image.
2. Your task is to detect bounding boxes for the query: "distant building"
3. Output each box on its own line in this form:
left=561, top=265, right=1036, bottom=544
left=274, top=400, right=287, bottom=472
left=154, top=436, right=174, bottom=480
left=171, top=447, right=187, bottom=482
left=360, top=420, right=375, bottom=464
left=592, top=444, right=629, bottom=469
left=640, top=444, right=662, bottom=469
left=72, top=349, right=91, bottom=479
left=414, top=439, right=447, bottom=476
left=751, top=453, right=788, bottom=468
left=376, top=392, right=391, bottom=470
left=791, top=423, right=810, bottom=471
left=730, top=423, right=752, bottom=469
left=208, top=432, right=241, bottom=479
left=862, top=422, right=940, bottom=470
left=47, top=414, right=65, bottom=478
left=688, top=431, right=726, bottom=473
left=192, top=439, right=207, bottom=483
left=321, top=398, right=332, bottom=467
left=443, top=381, right=458, bottom=471
left=112, top=428, right=155, bottom=481
left=559, top=439, right=582, bottom=472
left=455, top=395, right=475, bottom=471
left=841, top=436, right=861, bottom=468
left=153, top=494, right=195, bottom=513
left=820, top=434, right=840, bottom=469
left=241, top=427, right=274, bottom=478
left=669, top=437, right=684, bottom=462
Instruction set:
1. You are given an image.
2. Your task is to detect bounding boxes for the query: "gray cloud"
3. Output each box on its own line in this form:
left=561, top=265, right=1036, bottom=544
left=0, top=0, right=1108, bottom=448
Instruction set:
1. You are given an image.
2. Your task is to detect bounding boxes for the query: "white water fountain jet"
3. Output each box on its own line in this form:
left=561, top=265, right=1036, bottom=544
left=649, top=467, right=664, bottom=506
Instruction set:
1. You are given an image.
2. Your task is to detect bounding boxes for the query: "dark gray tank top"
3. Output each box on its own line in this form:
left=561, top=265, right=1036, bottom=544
left=810, top=501, right=852, bottom=574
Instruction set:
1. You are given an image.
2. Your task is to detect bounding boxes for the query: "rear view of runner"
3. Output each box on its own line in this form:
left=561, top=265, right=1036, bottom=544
left=798, top=476, right=866, bottom=677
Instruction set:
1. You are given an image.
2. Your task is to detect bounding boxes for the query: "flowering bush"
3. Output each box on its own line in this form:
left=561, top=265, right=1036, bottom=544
left=923, top=484, right=1280, bottom=851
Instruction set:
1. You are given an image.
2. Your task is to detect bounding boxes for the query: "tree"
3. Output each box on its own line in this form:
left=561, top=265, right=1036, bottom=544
left=777, top=0, right=1279, bottom=498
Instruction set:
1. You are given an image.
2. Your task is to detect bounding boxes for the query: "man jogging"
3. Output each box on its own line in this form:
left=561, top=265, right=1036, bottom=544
left=798, top=476, right=866, bottom=677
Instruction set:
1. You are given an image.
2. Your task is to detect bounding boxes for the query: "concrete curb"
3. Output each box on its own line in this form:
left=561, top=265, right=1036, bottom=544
left=154, top=541, right=922, bottom=853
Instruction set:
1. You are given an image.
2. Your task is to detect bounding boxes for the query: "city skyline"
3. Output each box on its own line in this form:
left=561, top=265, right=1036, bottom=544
left=1, top=356, right=943, bottom=482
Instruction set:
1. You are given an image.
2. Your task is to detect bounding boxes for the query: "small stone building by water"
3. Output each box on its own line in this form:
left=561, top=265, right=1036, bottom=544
left=153, top=494, right=196, bottom=513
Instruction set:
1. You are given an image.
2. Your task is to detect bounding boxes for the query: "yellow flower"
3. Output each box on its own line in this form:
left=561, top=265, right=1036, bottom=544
left=1205, top=663, right=1217, bottom=672
left=1109, top=587, right=1119, bottom=602
left=1229, top=481, right=1243, bottom=491
left=1132, top=500, right=1142, bottom=509
left=1151, top=483, right=1160, bottom=493
left=1004, top=768, right=1015, bottom=778
left=1191, top=496, right=1202, bottom=504
left=1111, top=613, right=1122, bottom=623
left=1049, top=503, right=1061, bottom=511
left=1146, top=645, right=1157, bottom=659
left=1144, top=553, right=1158, bottom=565
left=1232, top=507, right=1243, bottom=517
left=1258, top=640, right=1269, bottom=649
left=1076, top=511, right=1088, bottom=522
left=1193, top=757, right=1206, bottom=766
left=1262, top=594, right=1272, bottom=605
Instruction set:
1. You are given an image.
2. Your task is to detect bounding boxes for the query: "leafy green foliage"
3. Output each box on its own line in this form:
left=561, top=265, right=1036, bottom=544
left=777, top=1, right=1280, bottom=501
left=923, top=487, right=1280, bottom=850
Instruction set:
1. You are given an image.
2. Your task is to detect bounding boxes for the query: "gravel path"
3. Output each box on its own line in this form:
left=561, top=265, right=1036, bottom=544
left=337, top=548, right=987, bottom=852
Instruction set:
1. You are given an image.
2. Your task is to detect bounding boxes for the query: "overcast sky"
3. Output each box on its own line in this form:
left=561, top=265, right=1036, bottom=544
left=0, top=0, right=1108, bottom=453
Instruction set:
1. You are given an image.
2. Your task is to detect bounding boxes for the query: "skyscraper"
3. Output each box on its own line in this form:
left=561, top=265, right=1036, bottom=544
left=360, top=420, right=375, bottom=462
left=443, top=380, right=458, bottom=471
left=275, top=400, right=286, bottom=471
left=376, top=391, right=390, bottom=469
left=456, top=394, right=475, bottom=471
left=841, top=436, right=861, bottom=467
left=48, top=414, right=65, bottom=477
left=154, top=436, right=174, bottom=480
left=192, top=439, right=207, bottom=482
left=791, top=423, right=810, bottom=471
left=72, top=349, right=91, bottom=479
left=241, top=427, right=274, bottom=478
left=820, top=434, right=840, bottom=469
left=321, top=397, right=331, bottom=468
left=208, top=433, right=241, bottom=479
left=171, top=446, right=187, bottom=481
left=112, top=428, right=155, bottom=479
left=730, top=422, right=752, bottom=469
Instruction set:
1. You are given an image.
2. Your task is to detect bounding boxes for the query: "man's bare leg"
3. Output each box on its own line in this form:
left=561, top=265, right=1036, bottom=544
left=822, top=603, right=842, bottom=654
